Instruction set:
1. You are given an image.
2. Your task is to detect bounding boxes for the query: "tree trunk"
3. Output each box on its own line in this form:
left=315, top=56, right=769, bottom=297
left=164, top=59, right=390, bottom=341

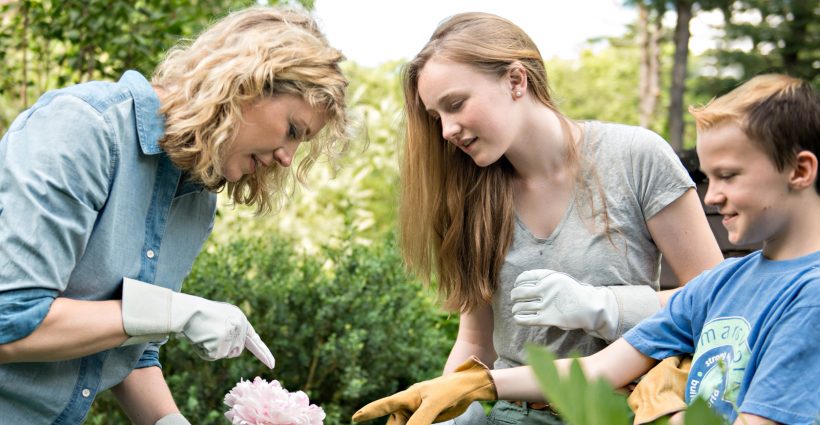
left=638, top=4, right=661, bottom=129
left=667, top=0, right=693, bottom=151
left=638, top=3, right=651, bottom=128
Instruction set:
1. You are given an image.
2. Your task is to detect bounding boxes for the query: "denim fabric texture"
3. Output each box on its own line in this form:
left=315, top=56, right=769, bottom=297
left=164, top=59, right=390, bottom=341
left=0, top=71, right=217, bottom=424
left=488, top=401, right=565, bottom=425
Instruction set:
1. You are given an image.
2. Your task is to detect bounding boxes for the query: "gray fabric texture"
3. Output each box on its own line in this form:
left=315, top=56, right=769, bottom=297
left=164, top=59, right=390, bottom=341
left=492, top=121, right=693, bottom=370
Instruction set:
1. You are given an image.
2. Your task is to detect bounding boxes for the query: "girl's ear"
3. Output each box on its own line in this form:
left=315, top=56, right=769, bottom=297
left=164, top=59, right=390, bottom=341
left=507, top=62, right=528, bottom=98
left=788, top=150, right=818, bottom=191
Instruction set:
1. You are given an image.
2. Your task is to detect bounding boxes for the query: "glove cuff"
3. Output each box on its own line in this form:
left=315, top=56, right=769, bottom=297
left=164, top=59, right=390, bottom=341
left=155, top=413, right=191, bottom=425
left=459, top=356, right=498, bottom=401
left=609, top=285, right=661, bottom=340
left=121, top=278, right=173, bottom=344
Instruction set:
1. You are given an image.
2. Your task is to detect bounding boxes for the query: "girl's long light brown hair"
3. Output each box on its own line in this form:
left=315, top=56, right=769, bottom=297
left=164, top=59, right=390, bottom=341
left=400, top=12, right=582, bottom=313
left=153, top=6, right=349, bottom=213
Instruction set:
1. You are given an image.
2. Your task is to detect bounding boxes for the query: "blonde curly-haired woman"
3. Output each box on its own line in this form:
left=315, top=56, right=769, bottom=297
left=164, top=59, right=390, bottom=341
left=0, top=7, right=347, bottom=425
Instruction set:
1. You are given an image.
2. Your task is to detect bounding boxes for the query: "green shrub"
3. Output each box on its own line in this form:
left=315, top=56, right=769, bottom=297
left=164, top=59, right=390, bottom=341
left=86, top=233, right=452, bottom=424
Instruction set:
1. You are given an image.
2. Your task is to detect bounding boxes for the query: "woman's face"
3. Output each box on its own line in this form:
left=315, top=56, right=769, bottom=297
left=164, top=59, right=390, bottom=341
left=222, top=94, right=327, bottom=182
left=417, top=57, right=520, bottom=167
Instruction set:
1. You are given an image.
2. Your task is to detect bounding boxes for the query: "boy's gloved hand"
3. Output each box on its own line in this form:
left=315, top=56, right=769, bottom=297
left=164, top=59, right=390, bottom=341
left=352, top=356, right=497, bottom=425
left=120, top=277, right=275, bottom=369
left=628, top=355, right=691, bottom=424
left=511, top=269, right=622, bottom=341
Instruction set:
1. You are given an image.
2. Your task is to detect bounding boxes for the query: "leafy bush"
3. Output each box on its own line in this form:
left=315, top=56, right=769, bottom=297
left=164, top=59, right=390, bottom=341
left=86, top=232, right=452, bottom=424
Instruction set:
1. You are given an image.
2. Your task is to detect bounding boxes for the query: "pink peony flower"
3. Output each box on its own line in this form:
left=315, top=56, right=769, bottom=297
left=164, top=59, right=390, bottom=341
left=224, top=377, right=325, bottom=425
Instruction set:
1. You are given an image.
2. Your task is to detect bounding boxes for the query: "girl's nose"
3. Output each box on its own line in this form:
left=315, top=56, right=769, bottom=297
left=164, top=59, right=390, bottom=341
left=441, top=117, right=461, bottom=144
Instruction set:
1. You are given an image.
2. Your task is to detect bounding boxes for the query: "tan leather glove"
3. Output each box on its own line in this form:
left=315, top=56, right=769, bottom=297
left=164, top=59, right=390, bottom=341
left=352, top=356, right=497, bottom=425
left=627, top=355, right=692, bottom=425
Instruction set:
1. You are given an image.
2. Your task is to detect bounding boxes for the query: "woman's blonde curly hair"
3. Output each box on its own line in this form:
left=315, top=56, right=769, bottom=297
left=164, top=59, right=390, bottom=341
left=153, top=6, right=348, bottom=213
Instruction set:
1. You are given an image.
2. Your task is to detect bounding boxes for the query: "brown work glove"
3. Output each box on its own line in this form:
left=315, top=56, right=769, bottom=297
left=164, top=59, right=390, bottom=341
left=627, top=355, right=692, bottom=425
left=352, top=356, right=497, bottom=425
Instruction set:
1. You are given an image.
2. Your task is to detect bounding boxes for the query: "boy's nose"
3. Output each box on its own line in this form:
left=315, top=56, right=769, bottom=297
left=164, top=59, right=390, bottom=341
left=702, top=182, right=724, bottom=207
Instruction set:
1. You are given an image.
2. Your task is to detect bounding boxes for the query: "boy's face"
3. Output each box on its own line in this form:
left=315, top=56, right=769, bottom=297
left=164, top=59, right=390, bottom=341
left=697, top=123, right=792, bottom=247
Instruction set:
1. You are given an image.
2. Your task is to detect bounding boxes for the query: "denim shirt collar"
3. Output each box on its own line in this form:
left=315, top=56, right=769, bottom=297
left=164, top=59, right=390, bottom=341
left=119, top=70, right=165, bottom=155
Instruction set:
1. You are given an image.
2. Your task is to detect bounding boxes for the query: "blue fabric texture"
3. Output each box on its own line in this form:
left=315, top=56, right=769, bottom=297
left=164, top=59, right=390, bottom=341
left=624, top=250, right=820, bottom=425
left=0, top=71, right=217, bottom=424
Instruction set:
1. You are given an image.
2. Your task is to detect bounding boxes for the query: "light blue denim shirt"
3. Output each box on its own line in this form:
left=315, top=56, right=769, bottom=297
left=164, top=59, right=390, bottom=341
left=0, top=71, right=217, bottom=424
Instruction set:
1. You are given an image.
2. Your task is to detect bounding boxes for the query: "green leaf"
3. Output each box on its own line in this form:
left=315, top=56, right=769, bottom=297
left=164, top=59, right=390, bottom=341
left=525, top=344, right=631, bottom=425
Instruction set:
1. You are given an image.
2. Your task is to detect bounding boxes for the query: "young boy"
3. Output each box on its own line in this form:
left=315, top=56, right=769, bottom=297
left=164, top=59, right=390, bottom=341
left=352, top=74, right=819, bottom=425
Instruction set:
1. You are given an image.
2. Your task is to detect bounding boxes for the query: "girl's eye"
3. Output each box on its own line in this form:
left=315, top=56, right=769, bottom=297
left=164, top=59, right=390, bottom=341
left=448, top=100, right=463, bottom=112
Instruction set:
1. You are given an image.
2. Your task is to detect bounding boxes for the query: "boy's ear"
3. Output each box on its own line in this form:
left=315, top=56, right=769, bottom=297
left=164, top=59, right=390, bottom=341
left=788, top=150, right=818, bottom=191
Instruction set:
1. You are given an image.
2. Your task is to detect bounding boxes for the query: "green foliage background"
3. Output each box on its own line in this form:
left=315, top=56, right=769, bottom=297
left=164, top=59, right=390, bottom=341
left=87, top=232, right=453, bottom=424
left=1, top=1, right=816, bottom=423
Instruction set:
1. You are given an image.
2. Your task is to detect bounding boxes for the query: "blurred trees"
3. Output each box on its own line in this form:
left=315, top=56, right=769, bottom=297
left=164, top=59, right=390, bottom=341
left=627, top=0, right=817, bottom=150
left=0, top=0, right=311, bottom=131
left=694, top=0, right=819, bottom=96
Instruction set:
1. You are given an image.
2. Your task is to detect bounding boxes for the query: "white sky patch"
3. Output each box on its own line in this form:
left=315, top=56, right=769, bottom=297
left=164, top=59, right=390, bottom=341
left=313, top=0, right=637, bottom=67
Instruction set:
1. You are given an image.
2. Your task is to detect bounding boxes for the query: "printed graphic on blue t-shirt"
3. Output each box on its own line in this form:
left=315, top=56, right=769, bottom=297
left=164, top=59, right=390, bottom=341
left=688, top=317, right=752, bottom=419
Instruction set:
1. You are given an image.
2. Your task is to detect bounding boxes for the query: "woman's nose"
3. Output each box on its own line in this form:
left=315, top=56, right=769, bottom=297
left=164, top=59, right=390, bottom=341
left=274, top=145, right=295, bottom=167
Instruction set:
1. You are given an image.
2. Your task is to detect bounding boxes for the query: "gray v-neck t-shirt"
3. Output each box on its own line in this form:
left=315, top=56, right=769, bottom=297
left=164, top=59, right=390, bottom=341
left=492, top=121, right=694, bottom=369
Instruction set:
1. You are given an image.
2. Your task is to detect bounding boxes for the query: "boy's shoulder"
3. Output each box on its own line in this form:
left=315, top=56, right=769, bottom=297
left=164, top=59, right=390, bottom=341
left=692, top=250, right=818, bottom=293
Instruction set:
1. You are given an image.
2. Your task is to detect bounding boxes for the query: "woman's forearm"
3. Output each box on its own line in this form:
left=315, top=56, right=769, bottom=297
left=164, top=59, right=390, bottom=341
left=0, top=298, right=128, bottom=363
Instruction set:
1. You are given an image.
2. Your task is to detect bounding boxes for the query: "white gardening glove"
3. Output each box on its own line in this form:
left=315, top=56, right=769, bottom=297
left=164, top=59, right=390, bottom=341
left=155, top=413, right=190, bottom=425
left=120, top=277, right=275, bottom=369
left=511, top=269, right=622, bottom=341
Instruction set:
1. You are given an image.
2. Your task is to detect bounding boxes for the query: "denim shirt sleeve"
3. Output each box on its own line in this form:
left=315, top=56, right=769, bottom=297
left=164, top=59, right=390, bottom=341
left=0, top=289, right=58, bottom=344
left=136, top=342, right=162, bottom=369
left=0, top=94, right=115, bottom=343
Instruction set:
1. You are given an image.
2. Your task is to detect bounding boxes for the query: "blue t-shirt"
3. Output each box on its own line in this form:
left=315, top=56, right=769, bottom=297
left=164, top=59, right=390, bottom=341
left=0, top=71, right=217, bottom=424
left=624, top=250, right=820, bottom=425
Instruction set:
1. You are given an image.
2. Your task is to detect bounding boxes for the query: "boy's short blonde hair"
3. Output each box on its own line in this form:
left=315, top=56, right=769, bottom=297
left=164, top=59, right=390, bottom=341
left=690, top=74, right=819, bottom=192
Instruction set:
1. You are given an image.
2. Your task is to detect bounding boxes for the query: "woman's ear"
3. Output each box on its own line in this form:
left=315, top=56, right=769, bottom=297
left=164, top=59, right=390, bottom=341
left=788, top=150, right=818, bottom=191
left=507, top=62, right=528, bottom=98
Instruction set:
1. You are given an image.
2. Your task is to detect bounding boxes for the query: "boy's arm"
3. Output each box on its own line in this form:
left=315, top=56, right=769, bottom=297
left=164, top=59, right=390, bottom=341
left=492, top=338, right=657, bottom=401
left=732, top=414, right=777, bottom=425
left=352, top=339, right=658, bottom=424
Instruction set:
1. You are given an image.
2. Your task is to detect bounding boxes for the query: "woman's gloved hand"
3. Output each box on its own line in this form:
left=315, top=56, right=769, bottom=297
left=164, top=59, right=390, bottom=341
left=120, top=277, right=275, bottom=369
left=352, top=356, right=497, bottom=425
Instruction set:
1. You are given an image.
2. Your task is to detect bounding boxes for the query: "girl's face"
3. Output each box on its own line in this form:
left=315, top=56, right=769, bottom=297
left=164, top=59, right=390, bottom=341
left=222, top=94, right=327, bottom=182
left=697, top=123, right=793, bottom=247
left=417, top=57, right=521, bottom=167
